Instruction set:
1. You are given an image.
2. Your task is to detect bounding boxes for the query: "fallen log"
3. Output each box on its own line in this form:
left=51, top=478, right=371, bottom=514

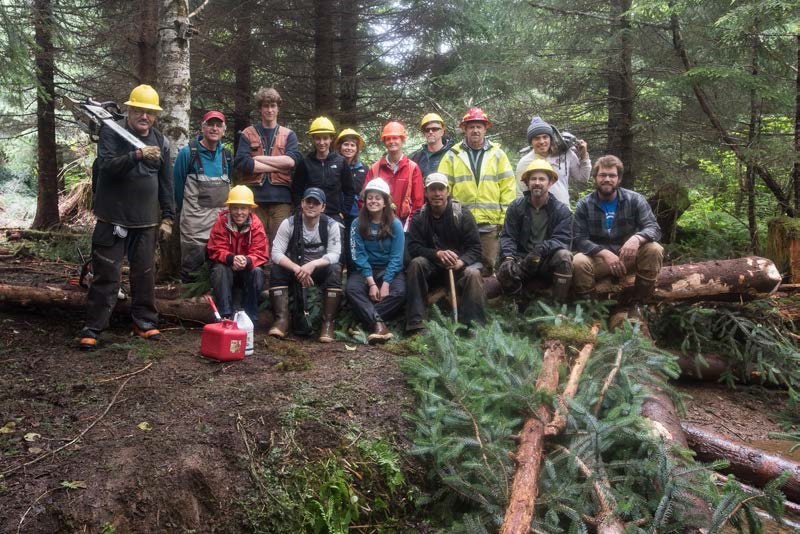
left=0, top=283, right=214, bottom=324
left=500, top=339, right=564, bottom=534
left=594, top=256, right=781, bottom=302
left=682, top=423, right=800, bottom=504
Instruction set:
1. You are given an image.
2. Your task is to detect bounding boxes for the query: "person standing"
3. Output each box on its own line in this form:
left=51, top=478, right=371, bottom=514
left=409, top=113, right=454, bottom=177
left=234, top=87, right=301, bottom=246
left=497, top=159, right=573, bottom=302
left=437, top=107, right=515, bottom=275
left=206, top=186, right=268, bottom=321
left=405, top=173, right=485, bottom=333
left=292, top=117, right=354, bottom=224
left=335, top=128, right=367, bottom=268
left=346, top=178, right=406, bottom=343
left=515, top=116, right=590, bottom=207
left=78, top=84, right=174, bottom=349
left=173, top=110, right=231, bottom=281
left=366, top=121, right=424, bottom=227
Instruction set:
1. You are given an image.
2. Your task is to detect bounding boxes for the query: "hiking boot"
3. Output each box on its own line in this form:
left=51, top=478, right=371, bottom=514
left=551, top=273, right=572, bottom=303
left=405, top=321, right=426, bottom=335
left=132, top=323, right=161, bottom=340
left=78, top=328, right=98, bottom=351
left=367, top=321, right=393, bottom=344
left=319, top=289, right=342, bottom=343
left=268, top=286, right=290, bottom=339
left=632, top=276, right=656, bottom=303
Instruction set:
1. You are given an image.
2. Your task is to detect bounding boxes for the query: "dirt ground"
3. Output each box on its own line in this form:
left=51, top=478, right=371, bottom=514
left=0, top=307, right=417, bottom=533
left=0, top=252, right=797, bottom=532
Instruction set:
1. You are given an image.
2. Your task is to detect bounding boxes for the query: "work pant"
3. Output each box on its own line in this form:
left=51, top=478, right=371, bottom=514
left=269, top=262, right=342, bottom=290
left=209, top=262, right=265, bottom=321
left=345, top=269, right=406, bottom=328
left=180, top=239, right=207, bottom=282
left=406, top=257, right=485, bottom=328
left=254, top=202, right=292, bottom=249
left=84, top=221, right=158, bottom=334
left=572, top=241, right=664, bottom=295
left=478, top=225, right=501, bottom=275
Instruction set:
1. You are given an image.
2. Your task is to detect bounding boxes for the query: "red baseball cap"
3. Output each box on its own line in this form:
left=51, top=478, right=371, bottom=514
left=202, top=110, right=226, bottom=124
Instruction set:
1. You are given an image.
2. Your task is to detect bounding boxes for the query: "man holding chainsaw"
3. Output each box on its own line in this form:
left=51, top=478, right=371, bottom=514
left=78, top=84, right=174, bottom=350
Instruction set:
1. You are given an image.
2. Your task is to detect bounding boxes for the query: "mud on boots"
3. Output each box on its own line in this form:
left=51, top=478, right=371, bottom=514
left=318, top=288, right=342, bottom=343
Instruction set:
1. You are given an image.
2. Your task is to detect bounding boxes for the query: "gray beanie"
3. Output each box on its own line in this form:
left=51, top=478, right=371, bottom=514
left=526, top=116, right=553, bottom=144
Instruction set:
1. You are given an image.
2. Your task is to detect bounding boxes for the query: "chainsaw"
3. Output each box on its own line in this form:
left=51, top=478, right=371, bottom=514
left=62, top=96, right=146, bottom=149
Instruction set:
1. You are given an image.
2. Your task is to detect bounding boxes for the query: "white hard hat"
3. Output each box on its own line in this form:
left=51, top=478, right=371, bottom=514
left=361, top=177, right=391, bottom=199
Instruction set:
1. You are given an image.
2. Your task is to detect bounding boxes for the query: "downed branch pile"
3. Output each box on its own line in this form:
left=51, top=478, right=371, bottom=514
left=402, top=305, right=790, bottom=532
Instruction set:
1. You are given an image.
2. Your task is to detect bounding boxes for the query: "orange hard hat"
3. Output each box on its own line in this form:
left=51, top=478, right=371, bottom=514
left=459, top=107, right=491, bottom=129
left=380, top=121, right=407, bottom=141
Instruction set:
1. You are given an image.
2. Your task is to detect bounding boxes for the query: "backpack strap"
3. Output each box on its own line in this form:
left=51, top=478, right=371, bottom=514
left=187, top=139, right=204, bottom=177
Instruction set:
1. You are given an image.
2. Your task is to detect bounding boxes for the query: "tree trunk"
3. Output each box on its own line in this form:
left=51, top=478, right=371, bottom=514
left=338, top=0, right=359, bottom=126
left=647, top=183, right=689, bottom=244
left=593, top=256, right=781, bottom=301
left=156, top=0, right=192, bottom=281
left=683, top=423, right=800, bottom=503
left=746, top=28, right=762, bottom=254
left=500, top=340, right=564, bottom=534
left=31, top=0, right=60, bottom=230
left=313, top=0, right=337, bottom=117
left=0, top=283, right=214, bottom=324
left=606, top=0, right=635, bottom=189
left=794, top=34, right=799, bottom=215
left=232, top=10, right=252, bottom=154
left=137, top=0, right=159, bottom=83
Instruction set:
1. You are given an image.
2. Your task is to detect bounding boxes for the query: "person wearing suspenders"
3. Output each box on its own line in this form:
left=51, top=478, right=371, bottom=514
left=172, top=111, right=232, bottom=282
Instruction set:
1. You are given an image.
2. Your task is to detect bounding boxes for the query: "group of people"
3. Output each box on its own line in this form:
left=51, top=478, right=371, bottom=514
left=77, top=84, right=664, bottom=350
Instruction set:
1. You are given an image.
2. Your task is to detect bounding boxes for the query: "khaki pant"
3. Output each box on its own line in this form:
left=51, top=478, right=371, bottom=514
left=254, top=202, right=292, bottom=248
left=572, top=241, right=663, bottom=295
left=479, top=225, right=501, bottom=275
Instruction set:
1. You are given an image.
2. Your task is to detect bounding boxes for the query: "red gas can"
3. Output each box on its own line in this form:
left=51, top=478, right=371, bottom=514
left=200, top=320, right=246, bottom=361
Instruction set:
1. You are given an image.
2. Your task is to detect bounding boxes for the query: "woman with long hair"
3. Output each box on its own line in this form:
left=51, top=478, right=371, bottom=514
left=335, top=129, right=367, bottom=268
left=345, top=178, right=406, bottom=343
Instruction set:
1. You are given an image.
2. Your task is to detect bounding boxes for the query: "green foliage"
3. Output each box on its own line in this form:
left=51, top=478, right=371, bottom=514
left=401, top=305, right=773, bottom=530
left=651, top=302, right=800, bottom=393
left=239, top=415, right=415, bottom=533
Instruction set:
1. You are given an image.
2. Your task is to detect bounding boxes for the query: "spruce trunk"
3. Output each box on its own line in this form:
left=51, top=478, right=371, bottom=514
left=500, top=340, right=564, bottom=534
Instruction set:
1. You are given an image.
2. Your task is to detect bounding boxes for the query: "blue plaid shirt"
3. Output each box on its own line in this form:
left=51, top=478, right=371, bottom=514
left=573, top=187, right=661, bottom=255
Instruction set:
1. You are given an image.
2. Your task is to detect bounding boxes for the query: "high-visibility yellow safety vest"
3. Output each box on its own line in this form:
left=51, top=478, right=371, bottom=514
left=437, top=141, right=515, bottom=225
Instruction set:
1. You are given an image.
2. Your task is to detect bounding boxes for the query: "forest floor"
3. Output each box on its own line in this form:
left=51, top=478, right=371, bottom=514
left=0, top=251, right=797, bottom=533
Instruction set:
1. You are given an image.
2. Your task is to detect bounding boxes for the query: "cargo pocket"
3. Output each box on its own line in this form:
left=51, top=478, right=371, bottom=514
left=92, top=221, right=117, bottom=247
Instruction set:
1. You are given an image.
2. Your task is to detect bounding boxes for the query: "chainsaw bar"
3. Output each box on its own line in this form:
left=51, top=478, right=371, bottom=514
left=63, top=96, right=146, bottom=149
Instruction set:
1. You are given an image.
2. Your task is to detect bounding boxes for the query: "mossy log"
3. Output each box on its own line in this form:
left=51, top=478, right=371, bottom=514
left=767, top=216, right=800, bottom=283
left=0, top=283, right=214, bottom=324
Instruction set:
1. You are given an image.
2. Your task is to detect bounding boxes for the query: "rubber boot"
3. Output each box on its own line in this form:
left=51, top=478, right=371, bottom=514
left=628, top=276, right=656, bottom=323
left=551, top=273, right=572, bottom=303
left=318, top=289, right=342, bottom=343
left=268, top=286, right=290, bottom=339
left=367, top=321, right=393, bottom=344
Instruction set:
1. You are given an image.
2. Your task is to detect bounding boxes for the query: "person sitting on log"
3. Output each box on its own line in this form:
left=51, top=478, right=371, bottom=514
left=206, top=186, right=268, bottom=322
left=572, top=155, right=663, bottom=308
left=267, top=187, right=343, bottom=343
left=497, top=159, right=573, bottom=303
left=173, top=110, right=231, bottom=282
left=345, top=178, right=406, bottom=344
left=405, top=172, right=485, bottom=334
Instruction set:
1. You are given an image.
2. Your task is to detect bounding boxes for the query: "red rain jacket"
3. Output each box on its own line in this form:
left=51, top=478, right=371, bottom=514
left=207, top=210, right=269, bottom=269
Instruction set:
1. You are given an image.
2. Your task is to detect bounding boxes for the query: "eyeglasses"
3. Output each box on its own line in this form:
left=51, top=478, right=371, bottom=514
left=424, top=127, right=442, bottom=133
left=129, top=108, right=158, bottom=117
left=597, top=173, right=618, bottom=179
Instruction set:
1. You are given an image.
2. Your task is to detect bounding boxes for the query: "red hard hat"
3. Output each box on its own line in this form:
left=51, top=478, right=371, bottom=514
left=380, top=121, right=407, bottom=141
left=459, top=107, right=491, bottom=129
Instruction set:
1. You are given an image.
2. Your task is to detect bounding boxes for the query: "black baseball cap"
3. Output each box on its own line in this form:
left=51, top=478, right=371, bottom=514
left=303, top=187, right=326, bottom=204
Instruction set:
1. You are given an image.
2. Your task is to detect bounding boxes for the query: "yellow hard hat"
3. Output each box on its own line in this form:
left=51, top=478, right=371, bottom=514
left=334, top=128, right=365, bottom=151
left=307, top=116, right=336, bottom=136
left=124, top=84, right=163, bottom=111
left=420, top=112, right=445, bottom=131
left=521, top=158, right=557, bottom=183
left=225, top=185, right=257, bottom=208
